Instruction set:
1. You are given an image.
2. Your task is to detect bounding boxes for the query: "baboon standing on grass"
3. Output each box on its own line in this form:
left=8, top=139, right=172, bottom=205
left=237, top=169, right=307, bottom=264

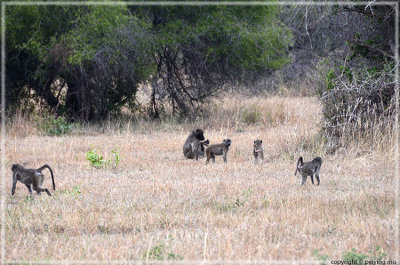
left=205, top=139, right=232, bottom=164
left=253, top=140, right=264, bottom=163
left=294, top=157, right=322, bottom=186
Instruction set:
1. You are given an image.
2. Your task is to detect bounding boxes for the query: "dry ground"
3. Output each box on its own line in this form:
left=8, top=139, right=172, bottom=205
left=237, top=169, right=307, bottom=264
left=4, top=97, right=397, bottom=263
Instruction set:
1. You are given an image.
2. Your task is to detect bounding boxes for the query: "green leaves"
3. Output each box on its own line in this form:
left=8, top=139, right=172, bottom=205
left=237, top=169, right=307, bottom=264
left=86, top=147, right=122, bottom=169
left=7, top=4, right=293, bottom=120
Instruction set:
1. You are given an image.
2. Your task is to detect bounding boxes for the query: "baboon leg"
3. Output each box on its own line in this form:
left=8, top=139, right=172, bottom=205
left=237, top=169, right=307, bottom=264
left=211, top=155, right=215, bottom=163
left=33, top=186, right=52, bottom=196
left=191, top=143, right=198, bottom=161
left=25, top=184, right=33, bottom=195
left=223, top=151, right=227, bottom=163
left=310, top=175, right=315, bottom=185
left=44, top=188, right=52, bottom=196
left=11, top=172, right=17, bottom=195
left=315, top=174, right=320, bottom=186
left=301, top=175, right=307, bottom=186
left=315, top=168, right=321, bottom=185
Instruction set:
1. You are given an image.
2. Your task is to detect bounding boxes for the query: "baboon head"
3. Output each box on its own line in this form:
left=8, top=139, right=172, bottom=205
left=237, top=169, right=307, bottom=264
left=11, top=164, right=20, bottom=171
left=253, top=140, right=263, bottom=152
left=193, top=128, right=205, bottom=141
left=223, top=139, right=232, bottom=147
left=313, top=157, right=322, bottom=164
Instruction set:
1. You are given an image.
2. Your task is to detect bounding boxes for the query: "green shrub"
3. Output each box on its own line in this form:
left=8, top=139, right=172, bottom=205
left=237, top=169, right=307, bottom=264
left=342, top=246, right=386, bottom=264
left=38, top=115, right=72, bottom=136
left=86, top=148, right=107, bottom=169
left=342, top=248, right=369, bottom=263
left=86, top=147, right=121, bottom=169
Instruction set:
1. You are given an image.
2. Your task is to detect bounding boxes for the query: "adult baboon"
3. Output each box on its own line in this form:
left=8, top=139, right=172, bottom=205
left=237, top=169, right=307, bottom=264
left=205, top=139, right=232, bottom=164
left=11, top=163, right=55, bottom=196
left=253, top=140, right=264, bottom=163
left=183, top=129, right=209, bottom=160
left=294, top=156, right=322, bottom=186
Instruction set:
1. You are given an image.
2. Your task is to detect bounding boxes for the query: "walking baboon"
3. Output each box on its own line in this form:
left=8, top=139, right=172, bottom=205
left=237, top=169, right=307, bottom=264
left=294, top=157, right=322, bottom=186
left=205, top=139, right=232, bottom=164
left=11, top=164, right=55, bottom=196
left=253, top=140, right=264, bottom=163
left=183, top=129, right=209, bottom=159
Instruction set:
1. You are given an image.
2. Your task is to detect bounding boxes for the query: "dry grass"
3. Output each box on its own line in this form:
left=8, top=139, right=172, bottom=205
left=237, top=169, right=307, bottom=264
left=4, top=96, right=397, bottom=263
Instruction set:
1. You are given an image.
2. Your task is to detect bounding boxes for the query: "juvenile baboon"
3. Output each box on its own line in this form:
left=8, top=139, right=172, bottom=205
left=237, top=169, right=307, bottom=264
left=11, top=164, right=55, bottom=196
left=205, top=139, right=232, bottom=164
left=253, top=140, right=264, bottom=163
left=294, top=156, right=322, bottom=186
left=183, top=129, right=209, bottom=159
left=190, top=139, right=210, bottom=160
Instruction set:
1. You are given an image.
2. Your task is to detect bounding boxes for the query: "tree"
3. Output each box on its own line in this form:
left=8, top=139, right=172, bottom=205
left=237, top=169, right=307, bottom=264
left=5, top=3, right=293, bottom=120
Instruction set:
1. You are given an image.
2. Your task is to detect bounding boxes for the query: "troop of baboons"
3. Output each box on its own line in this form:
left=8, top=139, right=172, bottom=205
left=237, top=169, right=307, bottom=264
left=10, top=128, right=322, bottom=195
left=183, top=128, right=322, bottom=186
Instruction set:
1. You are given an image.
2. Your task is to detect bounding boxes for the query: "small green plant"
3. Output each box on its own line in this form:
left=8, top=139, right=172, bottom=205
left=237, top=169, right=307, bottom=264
left=111, top=148, right=121, bottom=167
left=342, top=246, right=387, bottom=264
left=369, top=246, right=387, bottom=261
left=38, top=115, right=72, bottom=136
left=342, top=248, right=368, bottom=263
left=24, top=195, right=34, bottom=202
left=143, top=244, right=183, bottom=261
left=86, top=147, right=121, bottom=169
left=72, top=185, right=81, bottom=195
left=313, top=250, right=329, bottom=265
left=167, top=252, right=183, bottom=260
left=86, top=148, right=107, bottom=168
left=241, top=105, right=261, bottom=125
left=145, top=244, right=164, bottom=260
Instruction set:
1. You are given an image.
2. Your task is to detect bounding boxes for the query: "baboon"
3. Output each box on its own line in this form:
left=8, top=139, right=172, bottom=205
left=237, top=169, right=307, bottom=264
left=205, top=139, right=232, bottom=164
left=11, top=164, right=55, bottom=196
left=253, top=140, right=264, bottom=163
left=190, top=139, right=210, bottom=160
left=183, top=129, right=209, bottom=160
left=294, top=157, right=322, bottom=186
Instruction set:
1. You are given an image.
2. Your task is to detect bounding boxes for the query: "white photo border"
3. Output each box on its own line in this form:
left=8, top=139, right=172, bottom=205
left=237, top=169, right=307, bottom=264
left=1, top=1, right=398, bottom=264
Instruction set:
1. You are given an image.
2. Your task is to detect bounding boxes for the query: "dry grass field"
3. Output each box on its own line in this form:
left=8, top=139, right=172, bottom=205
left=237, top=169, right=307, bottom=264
left=4, top=97, right=397, bottom=263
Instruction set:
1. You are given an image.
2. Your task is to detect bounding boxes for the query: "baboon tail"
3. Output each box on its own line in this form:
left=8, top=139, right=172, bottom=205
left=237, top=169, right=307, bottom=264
left=294, top=157, right=303, bottom=176
left=38, top=164, right=55, bottom=191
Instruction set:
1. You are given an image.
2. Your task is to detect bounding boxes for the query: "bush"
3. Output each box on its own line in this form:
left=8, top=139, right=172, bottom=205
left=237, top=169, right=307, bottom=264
left=38, top=114, right=72, bottom=136
left=318, top=64, right=395, bottom=138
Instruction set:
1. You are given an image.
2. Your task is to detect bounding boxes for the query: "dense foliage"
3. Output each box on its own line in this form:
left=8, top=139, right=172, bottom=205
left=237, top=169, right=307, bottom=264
left=281, top=2, right=396, bottom=138
left=4, top=3, right=292, bottom=120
